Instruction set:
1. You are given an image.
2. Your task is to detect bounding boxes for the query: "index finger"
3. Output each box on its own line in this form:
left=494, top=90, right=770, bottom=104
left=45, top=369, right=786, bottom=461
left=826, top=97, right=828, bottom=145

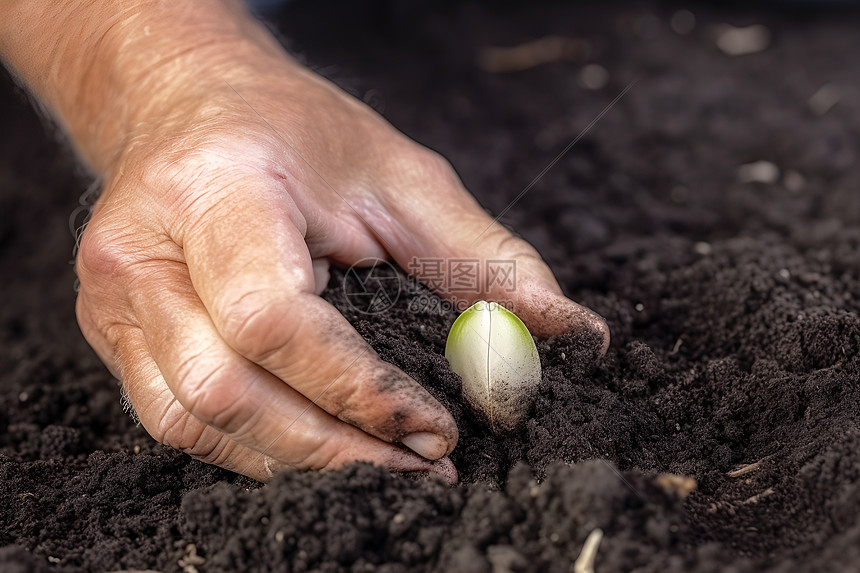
left=178, top=177, right=458, bottom=460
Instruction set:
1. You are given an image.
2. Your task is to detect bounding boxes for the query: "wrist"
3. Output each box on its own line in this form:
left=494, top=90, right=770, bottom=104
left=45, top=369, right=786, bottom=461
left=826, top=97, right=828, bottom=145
left=1, top=0, right=292, bottom=175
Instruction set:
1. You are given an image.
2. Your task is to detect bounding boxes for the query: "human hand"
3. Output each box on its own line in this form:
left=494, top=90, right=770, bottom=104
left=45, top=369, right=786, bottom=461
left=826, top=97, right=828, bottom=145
left=3, top=1, right=609, bottom=482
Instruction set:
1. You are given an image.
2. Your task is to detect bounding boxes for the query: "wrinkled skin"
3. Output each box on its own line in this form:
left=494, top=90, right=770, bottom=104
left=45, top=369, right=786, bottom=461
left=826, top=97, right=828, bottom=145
left=4, top=1, right=609, bottom=483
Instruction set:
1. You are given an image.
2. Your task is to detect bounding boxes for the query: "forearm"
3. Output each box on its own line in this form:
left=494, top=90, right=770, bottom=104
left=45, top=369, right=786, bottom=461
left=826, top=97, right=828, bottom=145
left=0, top=0, right=287, bottom=174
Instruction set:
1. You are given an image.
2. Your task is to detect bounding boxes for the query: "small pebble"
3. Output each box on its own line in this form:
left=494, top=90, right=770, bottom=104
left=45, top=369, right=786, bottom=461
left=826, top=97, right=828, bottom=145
left=133, top=445, right=140, bottom=454
left=261, top=516, right=270, bottom=525
left=18, top=391, right=28, bottom=402
left=716, top=24, right=771, bottom=56
left=737, top=160, right=779, bottom=184
left=635, top=303, right=645, bottom=312
left=808, top=83, right=840, bottom=116
left=694, top=241, right=713, bottom=256
left=550, top=533, right=560, bottom=543
left=275, top=531, right=285, bottom=542
left=783, top=170, right=806, bottom=193
left=579, top=64, right=609, bottom=90
left=392, top=513, right=406, bottom=524
left=779, top=268, right=791, bottom=280
left=560, top=352, right=566, bottom=361
left=670, top=10, right=696, bottom=35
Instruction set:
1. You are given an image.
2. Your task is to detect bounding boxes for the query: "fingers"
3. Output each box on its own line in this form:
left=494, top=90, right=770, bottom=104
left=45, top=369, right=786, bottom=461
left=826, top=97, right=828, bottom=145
left=99, top=269, right=457, bottom=481
left=77, top=289, right=276, bottom=480
left=76, top=268, right=457, bottom=481
left=113, top=325, right=276, bottom=481
left=377, top=153, right=610, bottom=352
left=176, top=181, right=458, bottom=459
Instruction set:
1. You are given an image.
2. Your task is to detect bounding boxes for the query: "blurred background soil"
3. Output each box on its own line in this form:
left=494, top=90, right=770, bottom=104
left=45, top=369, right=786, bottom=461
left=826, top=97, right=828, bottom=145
left=2, top=1, right=860, bottom=571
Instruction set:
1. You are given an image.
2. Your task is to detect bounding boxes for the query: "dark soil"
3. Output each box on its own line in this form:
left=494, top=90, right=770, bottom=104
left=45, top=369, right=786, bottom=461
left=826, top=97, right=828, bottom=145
left=3, top=1, right=860, bottom=571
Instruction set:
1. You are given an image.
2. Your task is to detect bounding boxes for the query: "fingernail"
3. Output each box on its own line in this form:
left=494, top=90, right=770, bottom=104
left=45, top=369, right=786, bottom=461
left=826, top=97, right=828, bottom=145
left=401, top=432, right=448, bottom=460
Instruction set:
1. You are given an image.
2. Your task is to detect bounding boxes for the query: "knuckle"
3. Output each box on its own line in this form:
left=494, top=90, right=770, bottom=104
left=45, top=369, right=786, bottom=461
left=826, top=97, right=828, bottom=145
left=162, top=421, right=231, bottom=466
left=124, top=380, right=198, bottom=450
left=152, top=408, right=198, bottom=451
left=220, top=301, right=272, bottom=358
left=219, top=294, right=301, bottom=363
left=288, top=433, right=340, bottom=471
left=473, top=223, right=547, bottom=266
left=186, top=379, right=248, bottom=432
left=494, top=231, right=543, bottom=262
left=76, top=207, right=171, bottom=292
left=132, top=370, right=239, bottom=466
left=388, top=147, right=458, bottom=187
left=173, top=351, right=250, bottom=430
left=198, top=440, right=236, bottom=468
left=76, top=221, right=134, bottom=282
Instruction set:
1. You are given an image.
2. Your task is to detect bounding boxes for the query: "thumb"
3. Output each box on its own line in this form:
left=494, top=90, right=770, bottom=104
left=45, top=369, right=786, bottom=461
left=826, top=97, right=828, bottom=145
left=377, top=153, right=609, bottom=353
